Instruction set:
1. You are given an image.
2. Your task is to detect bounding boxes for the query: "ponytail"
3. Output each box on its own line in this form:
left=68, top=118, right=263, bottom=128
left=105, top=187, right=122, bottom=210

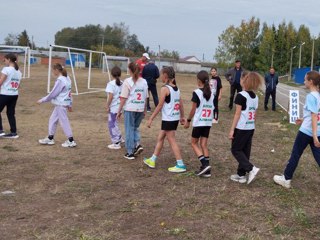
left=128, top=62, right=140, bottom=81
left=4, top=53, right=19, bottom=70
left=53, top=63, right=67, bottom=77
left=161, top=66, right=177, bottom=86
left=111, top=66, right=122, bottom=86
left=197, top=70, right=211, bottom=101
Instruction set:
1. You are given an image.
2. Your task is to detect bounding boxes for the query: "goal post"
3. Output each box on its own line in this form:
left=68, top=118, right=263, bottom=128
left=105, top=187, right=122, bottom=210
left=102, top=55, right=130, bottom=77
left=48, top=44, right=109, bottom=95
left=0, top=45, right=31, bottom=78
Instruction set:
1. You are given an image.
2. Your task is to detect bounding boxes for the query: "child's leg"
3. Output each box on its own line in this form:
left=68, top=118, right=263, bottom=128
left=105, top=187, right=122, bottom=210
left=310, top=136, right=320, bottom=167
left=133, top=112, right=144, bottom=147
left=200, top=137, right=209, bottom=157
left=48, top=106, right=60, bottom=137
left=231, top=129, right=253, bottom=175
left=284, top=131, right=311, bottom=180
left=213, top=97, right=218, bottom=120
left=167, top=130, right=182, bottom=160
left=57, top=106, right=73, bottom=138
left=108, top=112, right=121, bottom=143
left=191, top=137, right=202, bottom=156
left=124, top=111, right=135, bottom=154
left=153, top=130, right=166, bottom=156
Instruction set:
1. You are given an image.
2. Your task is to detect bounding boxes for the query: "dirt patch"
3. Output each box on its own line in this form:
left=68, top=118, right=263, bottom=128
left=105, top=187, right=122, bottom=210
left=0, top=65, right=319, bottom=239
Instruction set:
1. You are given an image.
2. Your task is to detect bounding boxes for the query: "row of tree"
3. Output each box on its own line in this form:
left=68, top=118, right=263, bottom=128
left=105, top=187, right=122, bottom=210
left=214, top=17, right=320, bottom=75
left=4, top=30, right=34, bottom=48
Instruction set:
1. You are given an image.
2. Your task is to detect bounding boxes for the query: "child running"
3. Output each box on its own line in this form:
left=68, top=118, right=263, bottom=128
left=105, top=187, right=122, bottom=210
left=229, top=71, right=262, bottom=184
left=274, top=71, right=320, bottom=188
left=106, top=66, right=123, bottom=149
left=117, top=62, right=148, bottom=160
left=143, top=66, right=187, bottom=173
left=0, top=53, right=22, bottom=138
left=38, top=63, right=76, bottom=148
left=210, top=67, right=222, bottom=123
left=184, top=70, right=214, bottom=177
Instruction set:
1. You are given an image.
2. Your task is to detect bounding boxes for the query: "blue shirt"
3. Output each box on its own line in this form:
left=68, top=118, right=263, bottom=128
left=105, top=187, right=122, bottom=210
left=300, top=92, right=320, bottom=137
left=235, top=69, right=241, bottom=84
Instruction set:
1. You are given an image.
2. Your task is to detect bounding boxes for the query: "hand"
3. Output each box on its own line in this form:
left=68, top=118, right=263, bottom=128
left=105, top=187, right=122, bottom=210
left=67, top=106, right=73, bottom=112
left=184, top=121, right=190, bottom=129
left=228, top=130, right=234, bottom=140
left=37, top=99, right=42, bottom=104
left=147, top=118, right=152, bottom=128
left=180, top=118, right=186, bottom=125
left=218, top=96, right=222, bottom=101
left=116, top=112, right=122, bottom=120
left=314, top=138, right=320, bottom=148
left=295, top=119, right=303, bottom=125
left=106, top=106, right=110, bottom=113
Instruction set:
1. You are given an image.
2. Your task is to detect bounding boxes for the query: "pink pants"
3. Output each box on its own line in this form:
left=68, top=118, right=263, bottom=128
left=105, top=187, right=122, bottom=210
left=49, top=106, right=73, bottom=138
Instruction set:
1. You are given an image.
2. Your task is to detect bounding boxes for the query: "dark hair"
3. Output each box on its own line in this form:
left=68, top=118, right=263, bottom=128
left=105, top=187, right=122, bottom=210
left=161, top=66, right=176, bottom=85
left=210, top=66, right=217, bottom=71
left=235, top=60, right=241, bottom=63
left=4, top=53, right=19, bottom=70
left=111, top=66, right=122, bottom=86
left=128, top=62, right=140, bottom=81
left=53, top=63, right=67, bottom=77
left=305, top=71, right=320, bottom=88
left=197, top=70, right=211, bottom=101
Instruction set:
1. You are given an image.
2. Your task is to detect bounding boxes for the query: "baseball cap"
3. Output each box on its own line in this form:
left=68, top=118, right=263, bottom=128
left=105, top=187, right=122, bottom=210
left=142, top=53, right=150, bottom=60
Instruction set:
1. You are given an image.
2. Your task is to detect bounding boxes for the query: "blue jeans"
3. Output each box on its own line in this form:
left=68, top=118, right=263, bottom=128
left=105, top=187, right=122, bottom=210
left=284, top=131, right=320, bottom=180
left=124, top=111, right=144, bottom=154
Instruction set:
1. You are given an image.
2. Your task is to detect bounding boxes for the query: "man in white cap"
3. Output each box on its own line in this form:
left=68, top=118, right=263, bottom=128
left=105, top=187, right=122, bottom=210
left=136, top=53, right=150, bottom=77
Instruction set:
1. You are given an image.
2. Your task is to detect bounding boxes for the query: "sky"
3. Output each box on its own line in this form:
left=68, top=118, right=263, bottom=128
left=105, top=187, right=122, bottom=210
left=1, top=0, right=320, bottom=62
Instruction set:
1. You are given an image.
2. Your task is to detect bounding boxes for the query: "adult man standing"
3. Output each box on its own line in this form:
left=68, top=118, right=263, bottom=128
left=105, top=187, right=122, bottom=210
left=225, top=60, right=244, bottom=110
left=142, top=60, right=160, bottom=112
left=264, top=67, right=278, bottom=111
left=136, top=53, right=150, bottom=76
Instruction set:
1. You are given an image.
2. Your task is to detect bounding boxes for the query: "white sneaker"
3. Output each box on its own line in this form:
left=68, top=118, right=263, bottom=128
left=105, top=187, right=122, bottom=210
left=61, top=140, right=77, bottom=148
left=39, top=137, right=55, bottom=145
left=247, top=166, right=260, bottom=184
left=0, top=130, right=5, bottom=136
left=108, top=143, right=121, bottom=149
left=273, top=175, right=291, bottom=189
left=230, top=174, right=247, bottom=183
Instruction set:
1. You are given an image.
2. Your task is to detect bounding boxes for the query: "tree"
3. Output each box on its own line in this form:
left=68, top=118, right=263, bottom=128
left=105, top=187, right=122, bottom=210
left=18, top=30, right=31, bottom=47
left=4, top=33, right=19, bottom=45
left=126, top=34, right=145, bottom=55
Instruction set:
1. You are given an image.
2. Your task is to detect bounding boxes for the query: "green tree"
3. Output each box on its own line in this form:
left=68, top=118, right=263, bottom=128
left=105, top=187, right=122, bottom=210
left=4, top=33, right=19, bottom=45
left=126, top=34, right=145, bottom=55
left=18, top=30, right=31, bottom=47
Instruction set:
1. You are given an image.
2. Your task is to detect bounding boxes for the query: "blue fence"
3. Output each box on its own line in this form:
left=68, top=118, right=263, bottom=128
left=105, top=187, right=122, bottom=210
left=293, top=67, right=320, bottom=84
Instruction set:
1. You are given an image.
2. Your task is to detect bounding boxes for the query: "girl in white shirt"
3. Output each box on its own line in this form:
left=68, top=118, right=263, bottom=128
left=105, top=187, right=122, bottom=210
left=229, top=71, right=262, bottom=184
left=106, top=66, right=123, bottom=149
left=0, top=53, right=22, bottom=138
left=144, top=67, right=187, bottom=173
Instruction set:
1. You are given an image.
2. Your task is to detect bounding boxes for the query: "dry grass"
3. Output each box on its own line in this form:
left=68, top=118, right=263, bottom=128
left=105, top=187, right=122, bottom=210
left=0, top=65, right=320, bottom=240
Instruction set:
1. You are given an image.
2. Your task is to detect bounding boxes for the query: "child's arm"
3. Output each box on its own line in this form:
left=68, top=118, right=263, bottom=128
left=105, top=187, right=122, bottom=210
left=0, top=73, right=7, bottom=86
left=147, top=86, right=168, bottom=128
left=179, top=98, right=185, bottom=125
left=229, top=104, right=242, bottom=139
left=37, top=79, right=64, bottom=104
left=218, top=88, right=222, bottom=101
left=184, top=102, right=197, bottom=129
left=106, top=92, right=113, bottom=113
left=311, top=113, right=320, bottom=147
left=116, top=97, right=127, bottom=120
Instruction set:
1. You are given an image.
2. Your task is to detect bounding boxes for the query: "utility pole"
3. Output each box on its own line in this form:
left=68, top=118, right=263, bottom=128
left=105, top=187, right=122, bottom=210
left=311, top=38, right=315, bottom=70
left=298, top=42, right=305, bottom=68
left=289, top=46, right=296, bottom=81
left=158, top=45, right=161, bottom=69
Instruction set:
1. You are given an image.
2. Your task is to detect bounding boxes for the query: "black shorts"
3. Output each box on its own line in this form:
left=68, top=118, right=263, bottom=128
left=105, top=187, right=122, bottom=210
left=161, top=120, right=179, bottom=131
left=192, top=126, right=211, bottom=138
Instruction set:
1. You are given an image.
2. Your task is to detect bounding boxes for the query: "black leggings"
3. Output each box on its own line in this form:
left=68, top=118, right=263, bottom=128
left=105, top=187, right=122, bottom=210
left=0, top=95, right=18, bottom=133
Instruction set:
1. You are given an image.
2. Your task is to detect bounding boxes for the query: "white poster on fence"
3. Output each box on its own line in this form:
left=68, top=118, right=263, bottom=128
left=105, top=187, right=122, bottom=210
left=289, top=90, right=300, bottom=124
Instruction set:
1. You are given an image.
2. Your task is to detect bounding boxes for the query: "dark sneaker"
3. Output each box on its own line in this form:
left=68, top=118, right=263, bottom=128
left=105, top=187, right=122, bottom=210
left=195, top=165, right=211, bottom=177
left=202, top=169, right=211, bottom=178
left=124, top=153, right=135, bottom=160
left=133, top=145, right=143, bottom=156
left=2, top=133, right=19, bottom=139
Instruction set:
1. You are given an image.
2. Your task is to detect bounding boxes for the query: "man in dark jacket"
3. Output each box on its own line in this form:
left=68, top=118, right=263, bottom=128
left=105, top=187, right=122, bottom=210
left=225, top=60, right=244, bottom=110
left=264, top=67, right=278, bottom=111
left=142, top=60, right=160, bottom=112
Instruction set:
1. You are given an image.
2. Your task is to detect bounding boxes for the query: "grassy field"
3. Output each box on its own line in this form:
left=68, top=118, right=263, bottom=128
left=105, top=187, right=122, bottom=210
left=0, top=65, right=320, bottom=240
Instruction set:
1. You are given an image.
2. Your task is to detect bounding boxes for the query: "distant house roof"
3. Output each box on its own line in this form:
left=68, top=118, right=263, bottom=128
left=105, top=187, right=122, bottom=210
left=0, top=48, right=25, bottom=54
left=179, top=56, right=201, bottom=63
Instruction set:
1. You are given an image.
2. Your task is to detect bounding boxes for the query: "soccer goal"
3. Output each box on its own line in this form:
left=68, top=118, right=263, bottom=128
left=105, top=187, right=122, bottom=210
left=48, top=44, right=113, bottom=95
left=0, top=45, right=31, bottom=78
left=102, top=55, right=130, bottom=77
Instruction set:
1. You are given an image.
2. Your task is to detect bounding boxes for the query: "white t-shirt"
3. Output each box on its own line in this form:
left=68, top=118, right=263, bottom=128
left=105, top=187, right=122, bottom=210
left=236, top=91, right=258, bottom=130
left=1, top=66, right=22, bottom=95
left=193, top=89, right=214, bottom=127
left=106, top=79, right=123, bottom=113
left=162, top=85, right=181, bottom=121
left=121, top=77, right=148, bottom=112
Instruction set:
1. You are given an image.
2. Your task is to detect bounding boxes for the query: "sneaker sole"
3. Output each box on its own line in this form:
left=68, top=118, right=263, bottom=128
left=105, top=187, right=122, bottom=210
left=108, top=146, right=121, bottom=149
left=134, top=148, right=143, bottom=156
left=124, top=156, right=135, bottom=160
left=143, top=160, right=155, bottom=169
left=196, top=166, right=211, bottom=176
left=62, top=145, right=77, bottom=148
left=230, top=177, right=247, bottom=184
left=168, top=169, right=186, bottom=173
left=2, top=136, right=19, bottom=139
left=247, top=168, right=260, bottom=185
left=200, top=174, right=211, bottom=178
left=39, top=142, right=55, bottom=145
